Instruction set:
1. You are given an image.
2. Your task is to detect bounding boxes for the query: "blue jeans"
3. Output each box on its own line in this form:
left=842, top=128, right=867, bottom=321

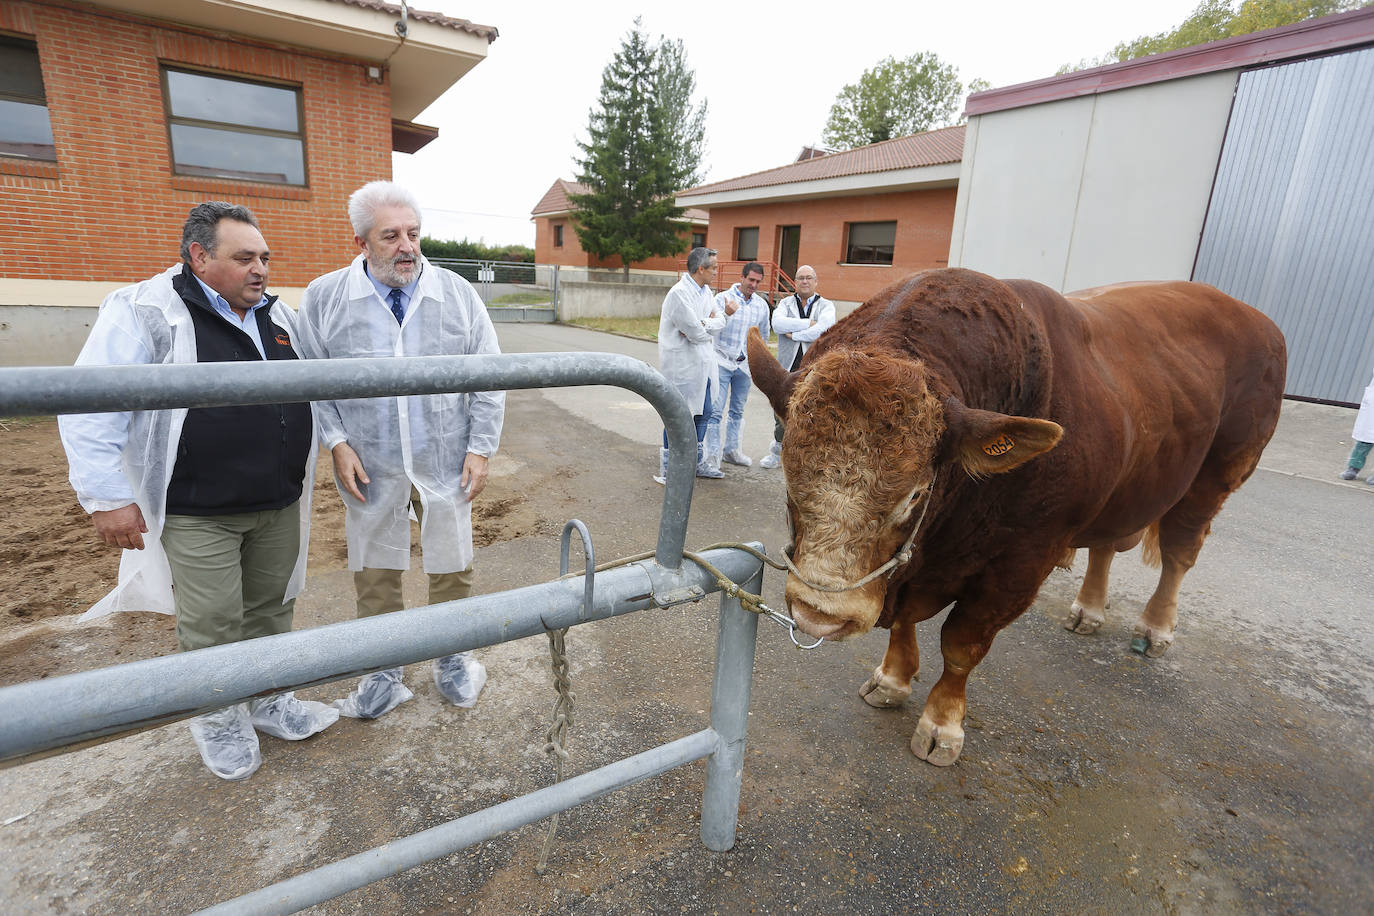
left=662, top=379, right=715, bottom=448
left=705, top=363, right=751, bottom=461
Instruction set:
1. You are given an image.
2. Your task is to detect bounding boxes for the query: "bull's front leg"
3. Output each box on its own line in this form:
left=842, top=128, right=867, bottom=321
left=913, top=591, right=1032, bottom=766
left=860, top=616, right=918, bottom=708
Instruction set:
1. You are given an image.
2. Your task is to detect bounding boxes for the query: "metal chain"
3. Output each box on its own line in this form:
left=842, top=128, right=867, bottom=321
left=536, top=626, right=574, bottom=875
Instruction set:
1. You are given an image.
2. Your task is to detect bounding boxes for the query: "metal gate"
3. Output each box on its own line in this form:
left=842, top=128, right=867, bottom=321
left=0, top=353, right=768, bottom=914
left=1193, top=46, right=1374, bottom=404
left=427, top=258, right=558, bottom=322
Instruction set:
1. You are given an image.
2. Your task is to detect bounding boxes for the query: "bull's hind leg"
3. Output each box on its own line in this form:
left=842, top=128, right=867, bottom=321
left=1134, top=450, right=1264, bottom=657
left=1064, top=532, right=1145, bottom=635
left=860, top=616, right=918, bottom=708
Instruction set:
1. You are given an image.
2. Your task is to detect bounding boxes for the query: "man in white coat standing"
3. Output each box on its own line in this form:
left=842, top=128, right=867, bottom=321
left=759, top=265, right=837, bottom=469
left=295, top=181, right=506, bottom=720
left=1339, top=360, right=1374, bottom=484
left=59, top=201, right=336, bottom=781
left=655, top=246, right=725, bottom=482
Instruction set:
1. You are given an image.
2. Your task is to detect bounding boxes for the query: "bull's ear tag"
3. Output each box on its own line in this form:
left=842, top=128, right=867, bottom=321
left=982, top=435, right=1015, bottom=456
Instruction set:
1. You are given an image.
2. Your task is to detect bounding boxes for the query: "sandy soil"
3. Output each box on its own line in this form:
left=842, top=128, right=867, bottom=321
left=0, top=417, right=536, bottom=687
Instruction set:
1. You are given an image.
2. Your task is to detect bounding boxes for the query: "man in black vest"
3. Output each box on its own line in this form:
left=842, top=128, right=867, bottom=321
left=60, top=202, right=337, bottom=781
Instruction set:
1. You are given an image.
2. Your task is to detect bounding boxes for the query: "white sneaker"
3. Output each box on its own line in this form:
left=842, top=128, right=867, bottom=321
left=188, top=704, right=261, bottom=781
left=723, top=449, right=752, bottom=467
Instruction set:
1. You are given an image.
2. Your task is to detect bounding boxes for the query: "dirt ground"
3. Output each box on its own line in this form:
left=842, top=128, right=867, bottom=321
left=0, top=417, right=541, bottom=687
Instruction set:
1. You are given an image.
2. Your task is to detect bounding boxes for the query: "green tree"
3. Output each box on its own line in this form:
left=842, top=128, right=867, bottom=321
left=571, top=20, right=703, bottom=276
left=1061, top=0, right=1363, bottom=72
left=656, top=37, right=708, bottom=188
left=822, top=52, right=965, bottom=150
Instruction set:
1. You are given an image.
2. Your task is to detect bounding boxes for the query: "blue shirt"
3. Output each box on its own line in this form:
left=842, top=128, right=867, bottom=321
left=364, top=261, right=422, bottom=320
left=192, top=274, right=269, bottom=359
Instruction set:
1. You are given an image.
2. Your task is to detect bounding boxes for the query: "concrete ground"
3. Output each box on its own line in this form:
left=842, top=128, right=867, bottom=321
left=1, top=322, right=1371, bottom=915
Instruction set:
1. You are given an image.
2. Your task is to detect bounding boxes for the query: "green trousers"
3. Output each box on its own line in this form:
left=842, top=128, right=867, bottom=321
left=161, top=501, right=301, bottom=653
left=1349, top=440, right=1373, bottom=470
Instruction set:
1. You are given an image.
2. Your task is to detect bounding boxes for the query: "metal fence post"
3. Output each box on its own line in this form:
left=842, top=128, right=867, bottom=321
left=700, top=559, right=764, bottom=851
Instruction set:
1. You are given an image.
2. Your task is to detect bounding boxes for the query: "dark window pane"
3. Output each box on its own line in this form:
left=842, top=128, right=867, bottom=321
left=0, top=99, right=55, bottom=160
left=166, top=69, right=299, bottom=133
left=846, top=221, right=896, bottom=265
left=737, top=227, right=759, bottom=261
left=170, top=123, right=304, bottom=184
left=553, top=224, right=563, bottom=246
left=0, top=37, right=46, bottom=101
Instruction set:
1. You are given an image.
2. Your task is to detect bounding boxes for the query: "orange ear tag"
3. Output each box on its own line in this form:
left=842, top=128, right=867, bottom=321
left=982, top=435, right=1015, bottom=456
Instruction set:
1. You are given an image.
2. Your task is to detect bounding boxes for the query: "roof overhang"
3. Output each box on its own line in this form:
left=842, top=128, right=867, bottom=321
left=966, top=6, right=1374, bottom=118
left=677, top=162, right=961, bottom=209
left=75, top=0, right=494, bottom=123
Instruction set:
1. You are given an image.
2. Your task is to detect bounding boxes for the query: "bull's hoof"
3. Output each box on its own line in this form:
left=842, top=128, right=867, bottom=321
left=1131, top=624, right=1175, bottom=658
left=1063, top=601, right=1105, bottom=634
left=911, top=714, right=963, bottom=766
left=859, top=667, right=913, bottom=708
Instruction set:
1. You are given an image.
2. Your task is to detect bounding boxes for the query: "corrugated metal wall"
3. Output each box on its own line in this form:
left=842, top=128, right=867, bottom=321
left=1193, top=47, right=1374, bottom=404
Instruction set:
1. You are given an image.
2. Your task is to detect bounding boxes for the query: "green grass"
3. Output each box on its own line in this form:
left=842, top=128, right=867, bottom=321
left=489, top=292, right=553, bottom=306
left=565, top=316, right=661, bottom=341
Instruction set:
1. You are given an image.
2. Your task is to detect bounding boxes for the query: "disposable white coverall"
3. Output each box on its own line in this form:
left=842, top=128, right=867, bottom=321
left=58, top=264, right=316, bottom=619
left=657, top=272, right=725, bottom=414
left=294, top=255, right=505, bottom=575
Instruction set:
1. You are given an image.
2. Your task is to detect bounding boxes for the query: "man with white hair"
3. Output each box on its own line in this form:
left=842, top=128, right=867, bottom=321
left=759, top=265, right=836, bottom=469
left=296, top=181, right=505, bottom=719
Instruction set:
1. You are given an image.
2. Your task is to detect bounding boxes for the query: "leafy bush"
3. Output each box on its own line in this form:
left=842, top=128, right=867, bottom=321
left=420, top=237, right=535, bottom=262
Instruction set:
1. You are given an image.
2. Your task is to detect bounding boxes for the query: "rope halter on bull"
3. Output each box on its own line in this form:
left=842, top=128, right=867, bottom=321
left=777, top=497, right=930, bottom=595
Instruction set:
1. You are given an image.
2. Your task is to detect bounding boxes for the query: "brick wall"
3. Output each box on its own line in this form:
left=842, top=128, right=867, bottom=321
left=0, top=0, right=393, bottom=287
left=701, top=187, right=958, bottom=304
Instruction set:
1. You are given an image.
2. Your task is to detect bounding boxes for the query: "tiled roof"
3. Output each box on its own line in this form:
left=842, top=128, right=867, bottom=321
left=530, top=179, right=708, bottom=221
left=324, top=0, right=498, bottom=42
left=679, top=125, right=964, bottom=198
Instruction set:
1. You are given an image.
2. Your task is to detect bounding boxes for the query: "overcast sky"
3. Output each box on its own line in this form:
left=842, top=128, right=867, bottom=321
left=394, top=0, right=1206, bottom=246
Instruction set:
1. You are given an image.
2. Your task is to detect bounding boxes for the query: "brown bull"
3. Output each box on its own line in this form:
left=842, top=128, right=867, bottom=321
left=746, top=268, right=1286, bottom=766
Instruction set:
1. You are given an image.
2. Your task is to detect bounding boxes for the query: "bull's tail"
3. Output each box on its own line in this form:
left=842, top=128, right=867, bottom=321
left=1140, top=521, right=1163, bottom=568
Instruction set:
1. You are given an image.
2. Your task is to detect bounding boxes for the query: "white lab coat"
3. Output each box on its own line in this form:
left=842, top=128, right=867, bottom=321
left=294, top=255, right=505, bottom=574
left=773, top=293, right=837, bottom=371
left=657, top=273, right=725, bottom=413
left=58, top=264, right=316, bottom=619
left=1354, top=365, right=1374, bottom=442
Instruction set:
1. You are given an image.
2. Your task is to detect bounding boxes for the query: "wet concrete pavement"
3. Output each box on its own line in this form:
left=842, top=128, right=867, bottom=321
left=2, top=323, right=1371, bottom=914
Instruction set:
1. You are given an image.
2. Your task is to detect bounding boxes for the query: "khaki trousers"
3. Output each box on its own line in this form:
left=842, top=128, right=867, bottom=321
left=161, top=501, right=301, bottom=652
left=352, top=485, right=475, bottom=617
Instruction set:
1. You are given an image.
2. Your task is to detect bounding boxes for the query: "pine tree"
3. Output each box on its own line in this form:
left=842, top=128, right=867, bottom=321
left=571, top=20, right=700, bottom=276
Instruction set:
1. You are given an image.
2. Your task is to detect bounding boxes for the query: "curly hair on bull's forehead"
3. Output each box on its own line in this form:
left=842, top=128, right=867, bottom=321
left=787, top=349, right=945, bottom=498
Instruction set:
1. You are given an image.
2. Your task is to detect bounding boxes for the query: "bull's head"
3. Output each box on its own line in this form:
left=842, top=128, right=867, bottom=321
left=746, top=328, right=1062, bottom=640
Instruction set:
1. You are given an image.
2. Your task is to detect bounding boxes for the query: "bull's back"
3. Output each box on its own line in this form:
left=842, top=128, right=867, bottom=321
left=1010, top=280, right=1286, bottom=544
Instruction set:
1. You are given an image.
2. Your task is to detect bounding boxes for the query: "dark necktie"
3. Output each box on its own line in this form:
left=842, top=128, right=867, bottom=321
left=388, top=287, right=405, bottom=324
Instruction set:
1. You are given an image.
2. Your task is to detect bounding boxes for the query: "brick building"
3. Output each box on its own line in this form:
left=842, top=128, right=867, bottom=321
left=676, top=128, right=965, bottom=310
left=531, top=178, right=708, bottom=278
left=0, top=0, right=495, bottom=364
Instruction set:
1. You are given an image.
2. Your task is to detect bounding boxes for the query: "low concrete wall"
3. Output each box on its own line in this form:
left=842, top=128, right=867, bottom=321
left=1, top=306, right=100, bottom=366
left=558, top=281, right=674, bottom=321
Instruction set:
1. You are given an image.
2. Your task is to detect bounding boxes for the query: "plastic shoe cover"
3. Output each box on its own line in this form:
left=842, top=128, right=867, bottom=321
left=1339, top=467, right=1359, bottom=480
left=333, top=668, right=413, bottom=719
left=653, top=447, right=668, bottom=485
left=759, top=448, right=782, bottom=469
left=188, top=704, right=261, bottom=781
left=433, top=652, right=488, bottom=707
left=696, top=445, right=724, bottom=479
left=723, top=449, right=752, bottom=467
left=250, top=691, right=340, bottom=740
